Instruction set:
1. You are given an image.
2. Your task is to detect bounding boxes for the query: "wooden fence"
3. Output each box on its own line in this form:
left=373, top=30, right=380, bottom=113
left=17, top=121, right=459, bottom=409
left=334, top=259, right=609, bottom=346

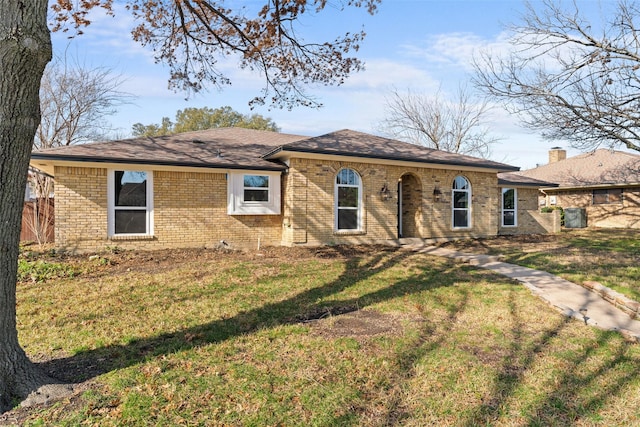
left=20, top=199, right=55, bottom=243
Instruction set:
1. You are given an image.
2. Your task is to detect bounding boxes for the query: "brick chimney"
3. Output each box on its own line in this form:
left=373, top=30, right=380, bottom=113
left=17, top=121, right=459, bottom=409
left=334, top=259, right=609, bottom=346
left=549, top=147, right=566, bottom=163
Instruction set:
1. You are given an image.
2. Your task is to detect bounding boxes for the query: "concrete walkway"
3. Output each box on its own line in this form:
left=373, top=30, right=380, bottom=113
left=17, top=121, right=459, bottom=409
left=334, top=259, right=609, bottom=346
left=405, top=244, right=640, bottom=343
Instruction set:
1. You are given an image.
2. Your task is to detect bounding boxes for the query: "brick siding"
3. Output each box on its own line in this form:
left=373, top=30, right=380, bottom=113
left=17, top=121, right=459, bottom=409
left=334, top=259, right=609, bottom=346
left=498, top=187, right=561, bottom=235
left=545, top=187, right=640, bottom=229
left=282, top=158, right=510, bottom=246
left=54, top=166, right=108, bottom=253
left=54, top=167, right=281, bottom=253
left=54, top=161, right=554, bottom=253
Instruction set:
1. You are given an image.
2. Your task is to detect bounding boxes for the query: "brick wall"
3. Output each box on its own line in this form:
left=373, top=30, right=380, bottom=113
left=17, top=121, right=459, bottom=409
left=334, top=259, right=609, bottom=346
left=499, top=187, right=560, bottom=235
left=282, top=158, right=504, bottom=246
left=546, top=187, right=640, bottom=229
left=54, top=161, right=553, bottom=253
left=152, top=171, right=281, bottom=249
left=54, top=167, right=281, bottom=253
left=54, top=166, right=108, bottom=253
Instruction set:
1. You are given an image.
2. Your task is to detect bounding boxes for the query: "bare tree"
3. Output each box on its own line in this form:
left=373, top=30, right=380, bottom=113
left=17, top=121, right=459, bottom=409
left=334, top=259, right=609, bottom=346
left=36, top=55, right=132, bottom=150
left=379, top=86, right=499, bottom=158
left=1, top=0, right=380, bottom=410
left=25, top=56, right=132, bottom=246
left=474, top=0, right=640, bottom=154
left=23, top=174, right=54, bottom=246
left=22, top=171, right=54, bottom=246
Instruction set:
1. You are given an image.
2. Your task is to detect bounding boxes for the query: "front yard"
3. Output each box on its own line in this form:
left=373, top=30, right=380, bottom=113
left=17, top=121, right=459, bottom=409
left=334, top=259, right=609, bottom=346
left=441, top=228, right=640, bottom=302
left=5, top=230, right=640, bottom=426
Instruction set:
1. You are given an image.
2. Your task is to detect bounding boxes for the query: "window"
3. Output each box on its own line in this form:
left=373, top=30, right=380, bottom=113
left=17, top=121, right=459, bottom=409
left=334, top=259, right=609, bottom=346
left=108, top=170, right=153, bottom=236
left=452, top=176, right=471, bottom=228
left=502, top=188, right=517, bottom=227
left=593, top=188, right=623, bottom=205
left=335, top=168, right=362, bottom=231
left=228, top=171, right=281, bottom=215
left=243, top=175, right=269, bottom=202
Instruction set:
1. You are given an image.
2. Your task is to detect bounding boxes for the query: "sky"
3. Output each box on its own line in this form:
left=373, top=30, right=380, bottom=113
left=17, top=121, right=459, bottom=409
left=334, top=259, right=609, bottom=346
left=49, top=0, right=611, bottom=170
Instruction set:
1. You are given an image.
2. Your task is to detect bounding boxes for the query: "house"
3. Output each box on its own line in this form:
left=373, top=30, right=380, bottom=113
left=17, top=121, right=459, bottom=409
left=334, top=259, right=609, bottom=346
left=29, top=128, right=559, bottom=253
left=505, top=147, right=640, bottom=229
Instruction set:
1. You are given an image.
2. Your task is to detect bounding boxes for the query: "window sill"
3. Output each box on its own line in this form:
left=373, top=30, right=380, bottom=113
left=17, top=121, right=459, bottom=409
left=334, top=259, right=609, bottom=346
left=109, top=235, right=156, bottom=241
left=229, top=211, right=280, bottom=216
left=333, top=230, right=366, bottom=236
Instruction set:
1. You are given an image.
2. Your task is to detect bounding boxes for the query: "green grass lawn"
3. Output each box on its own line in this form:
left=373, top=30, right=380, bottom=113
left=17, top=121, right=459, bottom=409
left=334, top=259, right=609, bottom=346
left=441, top=229, right=640, bottom=302
left=11, top=238, right=640, bottom=426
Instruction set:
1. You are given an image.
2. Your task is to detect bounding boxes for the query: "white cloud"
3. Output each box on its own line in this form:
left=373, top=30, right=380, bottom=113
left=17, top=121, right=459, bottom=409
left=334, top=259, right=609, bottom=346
left=344, top=58, right=439, bottom=91
left=400, top=31, right=513, bottom=74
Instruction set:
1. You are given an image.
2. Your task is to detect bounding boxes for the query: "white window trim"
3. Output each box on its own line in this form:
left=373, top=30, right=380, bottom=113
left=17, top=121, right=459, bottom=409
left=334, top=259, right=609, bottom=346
left=227, top=171, right=281, bottom=215
left=107, top=169, right=154, bottom=237
left=452, top=176, right=472, bottom=229
left=334, top=168, right=363, bottom=232
left=501, top=188, right=518, bottom=227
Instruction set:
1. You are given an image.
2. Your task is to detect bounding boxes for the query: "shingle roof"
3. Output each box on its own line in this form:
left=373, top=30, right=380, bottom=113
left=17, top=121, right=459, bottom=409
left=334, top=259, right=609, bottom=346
left=264, top=129, right=519, bottom=172
left=31, top=128, right=308, bottom=172
left=31, top=127, right=520, bottom=174
left=507, top=149, right=640, bottom=188
left=497, top=172, right=558, bottom=188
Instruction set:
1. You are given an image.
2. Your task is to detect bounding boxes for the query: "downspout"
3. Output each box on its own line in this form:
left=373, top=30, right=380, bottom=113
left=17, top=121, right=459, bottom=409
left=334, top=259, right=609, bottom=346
left=540, top=188, right=548, bottom=207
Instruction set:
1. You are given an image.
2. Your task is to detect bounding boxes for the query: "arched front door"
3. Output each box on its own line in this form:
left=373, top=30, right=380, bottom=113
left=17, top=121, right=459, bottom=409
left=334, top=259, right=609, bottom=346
left=398, top=173, right=422, bottom=238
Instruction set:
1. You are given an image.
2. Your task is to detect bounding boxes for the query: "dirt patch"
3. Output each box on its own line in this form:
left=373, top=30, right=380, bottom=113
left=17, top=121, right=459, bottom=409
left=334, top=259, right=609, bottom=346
left=18, top=244, right=397, bottom=282
left=307, top=309, right=424, bottom=340
left=0, top=381, right=96, bottom=427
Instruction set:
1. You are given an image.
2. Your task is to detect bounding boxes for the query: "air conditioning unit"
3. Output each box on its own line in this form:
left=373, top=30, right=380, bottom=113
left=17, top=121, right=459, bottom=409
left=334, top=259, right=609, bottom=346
left=564, top=208, right=587, bottom=228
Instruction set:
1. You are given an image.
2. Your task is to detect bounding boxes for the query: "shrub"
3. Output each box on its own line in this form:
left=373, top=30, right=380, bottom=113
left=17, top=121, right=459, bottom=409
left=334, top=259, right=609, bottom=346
left=541, top=206, right=565, bottom=226
left=18, top=259, right=77, bottom=283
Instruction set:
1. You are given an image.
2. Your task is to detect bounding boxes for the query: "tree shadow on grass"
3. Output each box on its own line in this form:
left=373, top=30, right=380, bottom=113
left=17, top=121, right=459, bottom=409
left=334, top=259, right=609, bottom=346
left=30, top=247, right=639, bottom=425
left=461, top=289, right=640, bottom=427
left=36, top=249, right=446, bottom=385
left=524, top=334, right=637, bottom=426
left=330, top=270, right=639, bottom=427
left=374, top=286, right=472, bottom=425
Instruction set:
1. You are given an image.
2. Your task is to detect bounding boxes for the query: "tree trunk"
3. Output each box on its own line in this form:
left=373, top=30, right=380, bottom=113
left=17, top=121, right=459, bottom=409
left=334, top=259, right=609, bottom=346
left=0, top=0, right=54, bottom=412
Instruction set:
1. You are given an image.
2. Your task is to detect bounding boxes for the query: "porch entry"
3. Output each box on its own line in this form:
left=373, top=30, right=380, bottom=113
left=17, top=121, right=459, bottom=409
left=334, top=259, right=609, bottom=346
left=397, top=173, right=422, bottom=238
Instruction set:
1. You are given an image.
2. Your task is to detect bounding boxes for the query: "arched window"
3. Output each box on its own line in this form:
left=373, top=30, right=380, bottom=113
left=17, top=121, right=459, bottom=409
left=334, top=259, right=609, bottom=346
left=452, top=176, right=471, bottom=228
left=335, top=168, right=362, bottom=231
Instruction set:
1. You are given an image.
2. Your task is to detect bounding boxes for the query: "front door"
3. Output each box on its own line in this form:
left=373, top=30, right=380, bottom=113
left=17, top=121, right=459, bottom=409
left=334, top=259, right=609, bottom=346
left=398, top=174, right=422, bottom=238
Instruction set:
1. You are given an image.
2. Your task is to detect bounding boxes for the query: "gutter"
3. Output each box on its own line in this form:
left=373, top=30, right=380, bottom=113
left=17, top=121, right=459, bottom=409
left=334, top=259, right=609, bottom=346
left=264, top=146, right=520, bottom=173
left=540, top=182, right=640, bottom=192
left=30, top=153, right=288, bottom=172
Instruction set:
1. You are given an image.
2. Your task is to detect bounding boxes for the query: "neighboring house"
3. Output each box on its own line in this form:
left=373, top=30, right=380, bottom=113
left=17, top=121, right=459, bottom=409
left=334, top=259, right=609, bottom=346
left=507, top=148, right=640, bottom=229
left=29, top=128, right=559, bottom=253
